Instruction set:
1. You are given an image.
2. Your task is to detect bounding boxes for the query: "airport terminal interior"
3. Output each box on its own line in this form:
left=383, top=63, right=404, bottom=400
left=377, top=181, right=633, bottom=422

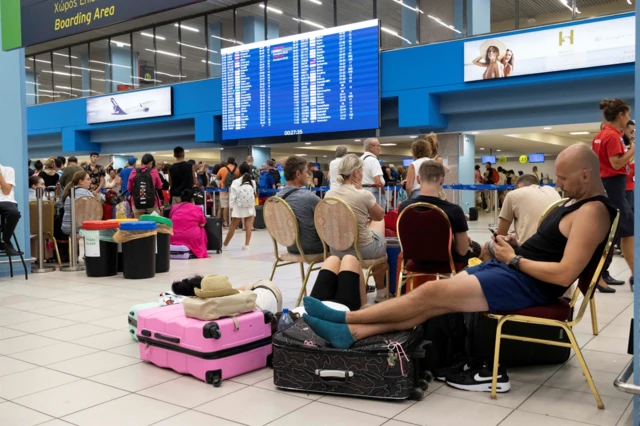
left=1, top=0, right=640, bottom=425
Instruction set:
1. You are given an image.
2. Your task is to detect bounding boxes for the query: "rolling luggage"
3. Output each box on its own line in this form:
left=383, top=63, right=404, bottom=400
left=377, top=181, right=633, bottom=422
left=170, top=244, right=193, bottom=260
left=137, top=304, right=273, bottom=387
left=128, top=302, right=164, bottom=341
left=273, top=319, right=429, bottom=400
left=205, top=217, right=223, bottom=253
left=468, top=207, right=478, bottom=221
left=254, top=205, right=265, bottom=229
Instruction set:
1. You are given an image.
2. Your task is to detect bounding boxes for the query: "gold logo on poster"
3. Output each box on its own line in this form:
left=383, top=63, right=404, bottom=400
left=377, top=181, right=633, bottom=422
left=559, top=30, right=574, bottom=46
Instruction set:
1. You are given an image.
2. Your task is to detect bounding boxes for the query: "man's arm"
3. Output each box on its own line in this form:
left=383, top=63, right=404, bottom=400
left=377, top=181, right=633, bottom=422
left=453, top=232, right=471, bottom=257
left=494, top=202, right=611, bottom=286
left=0, top=173, right=12, bottom=196
left=496, top=217, right=512, bottom=236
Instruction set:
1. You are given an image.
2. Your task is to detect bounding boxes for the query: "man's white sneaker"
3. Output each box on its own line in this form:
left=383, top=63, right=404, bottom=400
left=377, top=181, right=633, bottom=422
left=242, top=245, right=250, bottom=251
left=222, top=245, right=229, bottom=251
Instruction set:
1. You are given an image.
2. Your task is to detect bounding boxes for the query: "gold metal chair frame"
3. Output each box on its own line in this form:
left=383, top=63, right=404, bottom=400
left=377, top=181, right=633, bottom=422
left=29, top=200, right=62, bottom=267
left=396, top=202, right=458, bottom=297
left=488, top=200, right=619, bottom=409
left=264, top=196, right=327, bottom=307
left=314, top=197, right=390, bottom=299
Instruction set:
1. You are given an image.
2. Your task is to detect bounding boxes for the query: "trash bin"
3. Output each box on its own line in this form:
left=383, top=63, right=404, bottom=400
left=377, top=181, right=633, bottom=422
left=386, top=238, right=401, bottom=295
left=81, top=220, right=119, bottom=277
left=114, top=221, right=157, bottom=279
left=111, top=219, right=138, bottom=273
left=139, top=215, right=173, bottom=273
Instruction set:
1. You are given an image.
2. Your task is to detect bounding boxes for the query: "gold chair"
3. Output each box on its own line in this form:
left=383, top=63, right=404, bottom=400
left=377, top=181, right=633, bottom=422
left=29, top=200, right=62, bottom=267
left=314, top=197, right=389, bottom=297
left=71, top=196, right=103, bottom=260
left=263, top=196, right=327, bottom=307
left=488, top=203, right=619, bottom=409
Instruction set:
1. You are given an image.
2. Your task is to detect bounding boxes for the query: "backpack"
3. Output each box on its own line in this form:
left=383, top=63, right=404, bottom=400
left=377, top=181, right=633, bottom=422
left=259, top=171, right=270, bottom=189
left=132, top=167, right=155, bottom=209
left=223, top=166, right=237, bottom=189
left=236, top=181, right=255, bottom=208
left=487, top=168, right=499, bottom=184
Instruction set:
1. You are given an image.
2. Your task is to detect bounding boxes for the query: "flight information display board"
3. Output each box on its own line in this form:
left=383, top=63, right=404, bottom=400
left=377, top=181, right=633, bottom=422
left=221, top=20, right=380, bottom=140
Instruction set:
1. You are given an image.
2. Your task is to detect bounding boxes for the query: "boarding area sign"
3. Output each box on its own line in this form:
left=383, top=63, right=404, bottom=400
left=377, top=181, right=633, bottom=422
left=463, top=16, right=635, bottom=82
left=1, top=0, right=205, bottom=50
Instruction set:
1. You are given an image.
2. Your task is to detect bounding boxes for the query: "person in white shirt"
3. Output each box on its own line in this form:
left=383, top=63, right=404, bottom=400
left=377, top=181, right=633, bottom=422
left=0, top=165, right=22, bottom=255
left=329, top=145, right=348, bottom=188
left=360, top=138, right=386, bottom=208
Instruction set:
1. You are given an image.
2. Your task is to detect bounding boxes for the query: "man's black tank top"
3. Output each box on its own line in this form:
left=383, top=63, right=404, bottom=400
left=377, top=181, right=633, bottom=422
left=515, top=195, right=617, bottom=299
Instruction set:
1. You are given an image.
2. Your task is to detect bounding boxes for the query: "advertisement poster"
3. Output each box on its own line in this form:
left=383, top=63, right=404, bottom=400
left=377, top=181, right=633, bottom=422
left=86, top=87, right=172, bottom=124
left=463, top=16, right=635, bottom=82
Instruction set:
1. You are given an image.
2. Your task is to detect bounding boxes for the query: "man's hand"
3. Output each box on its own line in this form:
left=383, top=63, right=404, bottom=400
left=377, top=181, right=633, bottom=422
left=493, top=236, right=516, bottom=265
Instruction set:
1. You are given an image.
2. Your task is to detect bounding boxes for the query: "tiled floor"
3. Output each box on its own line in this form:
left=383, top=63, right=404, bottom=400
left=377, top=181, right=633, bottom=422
left=0, top=213, right=635, bottom=426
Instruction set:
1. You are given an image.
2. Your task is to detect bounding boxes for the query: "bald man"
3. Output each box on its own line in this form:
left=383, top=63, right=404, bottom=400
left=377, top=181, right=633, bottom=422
left=301, top=145, right=617, bottom=363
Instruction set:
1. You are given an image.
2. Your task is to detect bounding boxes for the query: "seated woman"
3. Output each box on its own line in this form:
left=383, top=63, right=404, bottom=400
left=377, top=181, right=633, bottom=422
left=28, top=175, right=45, bottom=201
left=170, top=189, right=208, bottom=259
left=61, top=171, right=94, bottom=236
left=325, top=154, right=387, bottom=303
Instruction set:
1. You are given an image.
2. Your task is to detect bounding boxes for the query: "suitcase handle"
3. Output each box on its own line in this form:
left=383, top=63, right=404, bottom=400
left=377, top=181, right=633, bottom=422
left=154, top=333, right=180, bottom=344
left=314, top=369, right=354, bottom=382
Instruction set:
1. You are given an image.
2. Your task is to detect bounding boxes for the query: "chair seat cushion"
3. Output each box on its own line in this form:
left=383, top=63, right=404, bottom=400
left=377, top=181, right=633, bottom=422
left=280, top=252, right=325, bottom=263
left=361, top=255, right=388, bottom=268
left=406, top=259, right=466, bottom=274
left=496, top=297, right=571, bottom=321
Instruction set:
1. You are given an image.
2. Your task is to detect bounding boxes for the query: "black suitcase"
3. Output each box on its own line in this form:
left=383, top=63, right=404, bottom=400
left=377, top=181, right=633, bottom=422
left=468, top=207, right=478, bottom=221
left=422, top=313, right=467, bottom=372
left=205, top=216, right=223, bottom=254
left=467, top=311, right=572, bottom=367
left=254, top=205, right=265, bottom=229
left=273, top=319, right=429, bottom=401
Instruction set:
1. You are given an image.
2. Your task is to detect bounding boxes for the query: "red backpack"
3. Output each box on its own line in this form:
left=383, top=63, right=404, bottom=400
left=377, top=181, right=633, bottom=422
left=487, top=169, right=499, bottom=184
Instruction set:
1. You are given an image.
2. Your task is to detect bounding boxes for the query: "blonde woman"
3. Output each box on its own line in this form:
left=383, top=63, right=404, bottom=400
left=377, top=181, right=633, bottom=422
left=325, top=154, right=387, bottom=303
left=425, top=133, right=450, bottom=200
left=39, top=157, right=60, bottom=188
left=405, top=138, right=431, bottom=199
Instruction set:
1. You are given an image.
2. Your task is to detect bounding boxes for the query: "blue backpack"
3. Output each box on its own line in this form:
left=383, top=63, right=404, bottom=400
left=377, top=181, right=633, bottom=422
left=259, top=171, right=270, bottom=189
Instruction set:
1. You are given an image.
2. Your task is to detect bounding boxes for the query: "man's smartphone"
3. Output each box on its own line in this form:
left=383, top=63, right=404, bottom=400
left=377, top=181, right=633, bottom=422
left=489, top=228, right=498, bottom=238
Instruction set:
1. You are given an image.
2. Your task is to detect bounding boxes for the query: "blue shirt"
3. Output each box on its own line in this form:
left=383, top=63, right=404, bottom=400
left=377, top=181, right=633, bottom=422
left=119, top=167, right=134, bottom=194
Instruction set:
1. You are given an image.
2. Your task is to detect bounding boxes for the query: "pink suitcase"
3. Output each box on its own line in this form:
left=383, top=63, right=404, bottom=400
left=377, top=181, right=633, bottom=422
left=137, top=304, right=273, bottom=387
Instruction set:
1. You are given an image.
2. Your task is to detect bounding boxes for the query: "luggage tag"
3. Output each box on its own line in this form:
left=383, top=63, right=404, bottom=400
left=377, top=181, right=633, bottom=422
left=387, top=341, right=409, bottom=375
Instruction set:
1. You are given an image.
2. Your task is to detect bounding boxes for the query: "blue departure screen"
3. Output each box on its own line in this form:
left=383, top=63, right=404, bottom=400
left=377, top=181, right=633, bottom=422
left=221, top=20, right=380, bottom=140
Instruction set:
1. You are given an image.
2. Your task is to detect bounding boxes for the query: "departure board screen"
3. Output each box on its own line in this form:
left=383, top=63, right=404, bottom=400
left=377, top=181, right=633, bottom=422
left=221, top=20, right=380, bottom=140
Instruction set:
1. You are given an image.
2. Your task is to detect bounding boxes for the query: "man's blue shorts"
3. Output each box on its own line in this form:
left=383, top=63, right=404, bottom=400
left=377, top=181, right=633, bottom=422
left=465, top=260, right=550, bottom=313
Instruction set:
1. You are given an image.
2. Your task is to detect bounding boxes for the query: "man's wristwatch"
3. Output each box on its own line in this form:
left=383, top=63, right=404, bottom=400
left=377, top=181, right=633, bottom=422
left=508, top=255, right=523, bottom=271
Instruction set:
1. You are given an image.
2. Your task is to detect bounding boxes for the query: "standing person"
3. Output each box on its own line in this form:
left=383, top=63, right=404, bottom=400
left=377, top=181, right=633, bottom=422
left=39, top=157, right=60, bottom=188
left=624, top=120, right=635, bottom=214
left=247, top=155, right=260, bottom=183
left=0, top=164, right=22, bottom=255
left=118, top=157, right=137, bottom=196
left=54, top=158, right=63, bottom=178
left=592, top=98, right=635, bottom=289
left=33, top=160, right=43, bottom=177
left=128, top=154, right=164, bottom=218
left=196, top=163, right=210, bottom=188
left=105, top=168, right=122, bottom=193
left=59, top=156, right=84, bottom=189
left=169, top=147, right=197, bottom=206
left=28, top=159, right=35, bottom=179
left=28, top=176, right=45, bottom=201
left=483, top=161, right=499, bottom=212
left=532, top=166, right=540, bottom=182
left=426, top=133, right=450, bottom=200
left=56, top=156, right=66, bottom=177
left=223, top=162, right=256, bottom=251
left=311, top=163, right=324, bottom=188
left=84, top=152, right=106, bottom=196
left=405, top=138, right=431, bottom=199
left=360, top=138, right=386, bottom=208
left=278, top=158, right=287, bottom=187
left=329, top=145, right=348, bottom=188
left=266, top=160, right=281, bottom=190
left=217, top=157, right=240, bottom=228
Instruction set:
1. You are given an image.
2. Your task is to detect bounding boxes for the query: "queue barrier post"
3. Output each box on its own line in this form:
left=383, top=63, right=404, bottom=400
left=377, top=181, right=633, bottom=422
left=61, top=187, right=85, bottom=272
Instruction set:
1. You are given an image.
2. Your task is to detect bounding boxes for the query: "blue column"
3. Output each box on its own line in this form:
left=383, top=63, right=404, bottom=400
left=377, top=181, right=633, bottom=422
left=208, top=23, right=222, bottom=78
left=110, top=46, right=131, bottom=92
left=633, top=2, right=640, bottom=424
left=401, top=0, right=418, bottom=46
left=0, top=21, right=31, bottom=263
left=467, top=0, right=491, bottom=36
left=458, top=134, right=476, bottom=212
left=242, top=16, right=265, bottom=44
left=251, top=147, right=271, bottom=168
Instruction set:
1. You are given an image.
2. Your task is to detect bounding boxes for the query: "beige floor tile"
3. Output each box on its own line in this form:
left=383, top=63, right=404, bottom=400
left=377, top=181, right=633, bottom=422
left=0, top=401, right=53, bottom=426
left=501, top=410, right=602, bottom=426
left=435, top=379, right=539, bottom=409
left=227, top=367, right=273, bottom=385
left=138, top=375, right=247, bottom=408
left=583, top=336, right=631, bottom=355
left=48, top=351, right=140, bottom=378
left=0, top=334, right=60, bottom=355
left=79, top=296, right=133, bottom=308
left=107, top=342, right=141, bottom=359
left=195, top=386, right=310, bottom=426
left=153, top=410, right=243, bottom=426
left=0, top=295, right=34, bottom=307
left=6, top=299, right=63, bottom=311
left=59, top=308, right=121, bottom=322
left=62, top=394, right=185, bottom=426
left=518, top=386, right=629, bottom=426
left=395, top=393, right=512, bottom=426
left=616, top=401, right=633, bottom=426
left=598, top=324, right=632, bottom=339
left=38, top=323, right=112, bottom=341
left=0, top=311, right=49, bottom=326
left=13, top=379, right=128, bottom=417
left=254, top=377, right=323, bottom=401
left=32, top=303, right=92, bottom=317
left=50, top=293, right=103, bottom=303
left=35, top=420, right=76, bottom=426
left=88, top=315, right=128, bottom=330
left=384, top=421, right=420, bottom=426
left=0, top=356, right=37, bottom=377
left=508, top=363, right=563, bottom=385
left=0, top=326, right=25, bottom=340
left=0, top=367, right=79, bottom=399
left=72, top=329, right=132, bottom=350
left=566, top=350, right=632, bottom=374
left=318, top=394, right=415, bottom=418
left=7, top=317, right=77, bottom=333
left=9, top=342, right=99, bottom=366
left=270, top=401, right=387, bottom=426
left=89, top=362, right=180, bottom=392
left=545, top=364, right=632, bottom=400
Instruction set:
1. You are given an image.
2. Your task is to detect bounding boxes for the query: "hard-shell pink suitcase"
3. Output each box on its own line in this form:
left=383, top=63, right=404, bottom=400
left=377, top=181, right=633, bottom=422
left=137, top=304, right=273, bottom=387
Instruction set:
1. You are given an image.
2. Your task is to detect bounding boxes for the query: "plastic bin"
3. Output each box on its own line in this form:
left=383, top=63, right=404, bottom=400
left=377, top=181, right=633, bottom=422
left=81, top=220, right=119, bottom=277
left=118, top=221, right=157, bottom=280
left=109, top=219, right=138, bottom=273
left=139, top=215, right=173, bottom=273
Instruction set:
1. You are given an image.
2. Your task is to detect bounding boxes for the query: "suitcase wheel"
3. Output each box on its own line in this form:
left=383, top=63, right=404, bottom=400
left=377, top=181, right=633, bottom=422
left=411, top=389, right=425, bottom=401
left=206, top=370, right=222, bottom=387
left=418, top=379, right=429, bottom=391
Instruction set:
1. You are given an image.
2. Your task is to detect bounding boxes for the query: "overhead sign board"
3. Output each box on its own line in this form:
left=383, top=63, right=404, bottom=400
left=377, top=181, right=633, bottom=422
left=1, top=0, right=205, bottom=50
left=463, top=16, right=635, bottom=82
left=86, top=87, right=173, bottom=124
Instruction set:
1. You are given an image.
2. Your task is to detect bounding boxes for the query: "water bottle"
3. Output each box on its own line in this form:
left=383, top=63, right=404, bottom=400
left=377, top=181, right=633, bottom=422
left=278, top=308, right=294, bottom=332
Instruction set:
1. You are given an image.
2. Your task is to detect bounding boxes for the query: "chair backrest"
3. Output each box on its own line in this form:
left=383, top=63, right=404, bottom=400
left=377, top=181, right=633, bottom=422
left=537, top=198, right=569, bottom=228
left=75, top=196, right=103, bottom=226
left=264, top=197, right=299, bottom=248
left=314, top=197, right=358, bottom=253
left=29, top=200, right=56, bottom=236
left=397, top=202, right=454, bottom=263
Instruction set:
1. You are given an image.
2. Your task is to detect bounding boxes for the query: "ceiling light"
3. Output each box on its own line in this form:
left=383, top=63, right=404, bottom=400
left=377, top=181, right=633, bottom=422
left=292, top=18, right=326, bottom=29
left=570, top=131, right=590, bottom=135
left=354, top=139, right=361, bottom=142
left=409, top=135, right=418, bottom=138
left=155, top=71, right=186, bottom=78
left=307, top=0, right=322, bottom=4
left=393, top=0, right=424, bottom=14
left=381, top=143, right=397, bottom=146
left=543, top=127, right=552, bottom=130
left=90, top=60, right=131, bottom=69
left=26, top=81, right=40, bottom=85
left=53, top=52, right=78, bottom=59
left=66, top=65, right=105, bottom=73
left=175, top=23, right=200, bottom=32
left=296, top=153, right=307, bottom=156
left=381, top=27, right=412, bottom=44
left=202, top=60, right=221, bottom=65
left=259, top=145, right=266, bottom=148
left=470, top=131, right=479, bottom=135
left=480, top=148, right=485, bottom=150
left=305, top=142, right=312, bottom=145
left=211, top=35, right=243, bottom=45
left=110, top=40, right=131, bottom=47
left=427, top=15, right=462, bottom=34
left=259, top=4, right=283, bottom=14
left=141, top=32, right=166, bottom=41
left=496, top=149, right=502, bottom=152
left=184, top=150, right=190, bottom=152
left=42, top=70, right=81, bottom=77
left=323, top=155, right=328, bottom=158
left=145, top=48, right=185, bottom=59
left=131, top=76, right=162, bottom=83
left=28, top=58, right=51, bottom=64
left=559, top=0, right=580, bottom=14
left=179, top=42, right=217, bottom=53
left=55, top=85, right=99, bottom=93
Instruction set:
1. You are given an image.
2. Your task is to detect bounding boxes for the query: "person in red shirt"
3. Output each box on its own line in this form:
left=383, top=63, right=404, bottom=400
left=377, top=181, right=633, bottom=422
left=592, top=99, right=635, bottom=292
left=128, top=153, right=165, bottom=218
left=624, top=120, right=635, bottom=214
